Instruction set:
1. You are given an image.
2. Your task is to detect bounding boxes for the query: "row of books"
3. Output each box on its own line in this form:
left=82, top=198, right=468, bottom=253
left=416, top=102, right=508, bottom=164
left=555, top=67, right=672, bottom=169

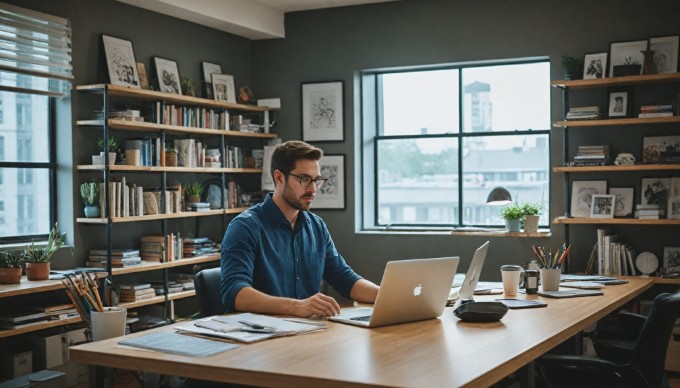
left=571, top=145, right=610, bottom=166
left=566, top=106, right=602, bottom=120
left=638, top=102, right=674, bottom=118
left=183, top=237, right=220, bottom=258
left=86, top=248, right=142, bottom=268
left=140, top=234, right=182, bottom=262
left=595, top=229, right=638, bottom=276
left=0, top=304, right=79, bottom=330
left=124, top=138, right=163, bottom=166
left=94, top=108, right=144, bottom=122
left=635, top=204, right=665, bottom=220
left=99, top=179, right=184, bottom=218
left=154, top=102, right=230, bottom=130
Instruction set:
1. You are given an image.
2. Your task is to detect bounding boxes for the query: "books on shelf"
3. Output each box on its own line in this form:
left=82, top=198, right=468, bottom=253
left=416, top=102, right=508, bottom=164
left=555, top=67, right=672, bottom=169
left=638, top=102, right=674, bottom=118
left=155, top=102, right=229, bottom=130
left=119, top=287, right=157, bottom=303
left=140, top=234, right=182, bottom=262
left=594, top=228, right=637, bottom=276
left=566, top=106, right=602, bottom=120
left=570, top=145, right=610, bottom=166
left=182, top=236, right=219, bottom=258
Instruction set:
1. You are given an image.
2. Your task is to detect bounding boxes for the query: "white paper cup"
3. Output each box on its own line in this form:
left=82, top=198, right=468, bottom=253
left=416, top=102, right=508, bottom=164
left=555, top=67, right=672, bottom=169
left=540, top=268, right=562, bottom=291
left=91, top=307, right=127, bottom=341
left=501, top=265, right=524, bottom=296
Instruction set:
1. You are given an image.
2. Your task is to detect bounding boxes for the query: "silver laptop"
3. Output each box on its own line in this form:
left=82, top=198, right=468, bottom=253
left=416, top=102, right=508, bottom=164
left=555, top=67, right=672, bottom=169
left=452, top=241, right=490, bottom=310
left=329, top=257, right=459, bottom=328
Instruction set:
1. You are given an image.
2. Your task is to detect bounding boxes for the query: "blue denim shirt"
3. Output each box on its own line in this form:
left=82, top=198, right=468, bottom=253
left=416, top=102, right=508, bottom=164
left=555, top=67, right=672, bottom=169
left=220, top=193, right=361, bottom=312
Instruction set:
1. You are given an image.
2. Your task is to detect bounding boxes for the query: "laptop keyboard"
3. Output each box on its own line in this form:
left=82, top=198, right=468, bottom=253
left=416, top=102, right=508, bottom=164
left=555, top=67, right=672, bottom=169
left=349, top=315, right=372, bottom=322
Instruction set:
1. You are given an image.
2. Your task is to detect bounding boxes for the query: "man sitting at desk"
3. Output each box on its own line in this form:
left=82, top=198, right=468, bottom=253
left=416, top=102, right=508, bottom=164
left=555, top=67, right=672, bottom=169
left=220, top=140, right=379, bottom=317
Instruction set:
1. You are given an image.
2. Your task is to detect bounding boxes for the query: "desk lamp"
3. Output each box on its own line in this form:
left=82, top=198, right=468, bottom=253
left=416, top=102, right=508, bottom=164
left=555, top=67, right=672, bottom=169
left=486, top=187, right=512, bottom=206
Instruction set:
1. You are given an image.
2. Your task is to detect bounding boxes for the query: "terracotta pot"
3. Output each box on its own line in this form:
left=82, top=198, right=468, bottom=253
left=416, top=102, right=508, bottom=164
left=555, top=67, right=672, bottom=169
left=0, top=267, right=22, bottom=284
left=187, top=195, right=201, bottom=204
left=25, top=262, right=50, bottom=281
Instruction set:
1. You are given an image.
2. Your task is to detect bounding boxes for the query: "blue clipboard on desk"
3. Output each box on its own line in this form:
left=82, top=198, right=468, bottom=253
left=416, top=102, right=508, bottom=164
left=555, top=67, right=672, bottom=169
left=537, top=289, right=604, bottom=298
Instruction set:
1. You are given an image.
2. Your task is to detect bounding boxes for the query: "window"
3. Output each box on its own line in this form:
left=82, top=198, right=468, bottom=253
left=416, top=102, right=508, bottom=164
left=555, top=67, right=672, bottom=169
left=0, top=4, right=72, bottom=243
left=360, top=60, right=550, bottom=229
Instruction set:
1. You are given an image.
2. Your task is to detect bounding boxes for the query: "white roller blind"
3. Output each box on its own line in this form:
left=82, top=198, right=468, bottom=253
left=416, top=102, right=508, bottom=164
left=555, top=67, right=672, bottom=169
left=0, top=2, right=72, bottom=97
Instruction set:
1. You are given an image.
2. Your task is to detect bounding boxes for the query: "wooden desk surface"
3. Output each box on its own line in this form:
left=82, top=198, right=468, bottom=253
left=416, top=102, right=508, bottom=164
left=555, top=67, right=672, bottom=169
left=70, top=278, right=654, bottom=388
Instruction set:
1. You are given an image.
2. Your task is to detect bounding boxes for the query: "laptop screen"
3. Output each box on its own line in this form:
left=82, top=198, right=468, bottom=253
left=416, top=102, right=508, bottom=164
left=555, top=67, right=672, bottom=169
left=452, top=241, right=490, bottom=309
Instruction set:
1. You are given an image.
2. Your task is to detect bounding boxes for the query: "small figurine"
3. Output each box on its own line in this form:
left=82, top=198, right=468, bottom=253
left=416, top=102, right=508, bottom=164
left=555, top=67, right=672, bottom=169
left=614, top=153, right=636, bottom=166
left=238, top=85, right=255, bottom=105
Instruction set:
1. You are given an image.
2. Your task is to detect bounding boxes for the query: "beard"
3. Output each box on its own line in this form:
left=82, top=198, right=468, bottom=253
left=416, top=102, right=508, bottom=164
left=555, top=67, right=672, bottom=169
left=282, top=182, right=314, bottom=211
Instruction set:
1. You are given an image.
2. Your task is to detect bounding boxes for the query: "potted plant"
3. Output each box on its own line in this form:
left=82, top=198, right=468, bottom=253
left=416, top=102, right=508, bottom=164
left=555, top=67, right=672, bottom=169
left=0, top=251, right=23, bottom=284
left=561, top=54, right=584, bottom=80
left=185, top=182, right=203, bottom=204
left=93, top=137, right=118, bottom=165
left=521, top=202, right=543, bottom=233
left=23, top=223, right=66, bottom=281
left=80, top=180, right=100, bottom=218
left=612, top=56, right=642, bottom=77
left=500, top=203, right=524, bottom=232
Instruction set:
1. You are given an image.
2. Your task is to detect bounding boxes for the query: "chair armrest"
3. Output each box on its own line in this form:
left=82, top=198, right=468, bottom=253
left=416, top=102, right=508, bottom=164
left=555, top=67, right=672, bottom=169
left=539, top=354, right=620, bottom=372
left=616, top=311, right=646, bottom=338
left=537, top=355, right=625, bottom=387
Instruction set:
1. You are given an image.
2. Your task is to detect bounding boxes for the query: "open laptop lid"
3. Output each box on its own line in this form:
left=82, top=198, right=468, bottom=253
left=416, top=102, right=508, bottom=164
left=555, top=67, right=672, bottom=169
left=452, top=241, right=490, bottom=310
left=330, top=256, right=459, bottom=328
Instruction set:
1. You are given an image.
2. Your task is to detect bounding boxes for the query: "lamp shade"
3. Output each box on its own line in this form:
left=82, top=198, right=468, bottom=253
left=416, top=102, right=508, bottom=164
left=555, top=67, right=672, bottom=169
left=486, top=187, right=512, bottom=205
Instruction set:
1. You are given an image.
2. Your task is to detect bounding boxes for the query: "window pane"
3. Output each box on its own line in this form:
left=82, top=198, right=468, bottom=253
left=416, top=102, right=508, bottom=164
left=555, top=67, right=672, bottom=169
left=377, top=138, right=459, bottom=225
left=0, top=168, right=50, bottom=237
left=462, top=63, right=550, bottom=132
left=0, top=90, right=50, bottom=162
left=462, top=134, right=549, bottom=225
left=381, top=69, right=460, bottom=135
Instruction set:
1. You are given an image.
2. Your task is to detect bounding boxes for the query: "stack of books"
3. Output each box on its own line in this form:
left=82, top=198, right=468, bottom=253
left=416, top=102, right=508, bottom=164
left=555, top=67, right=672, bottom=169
left=638, top=102, right=674, bottom=118
left=635, top=204, right=664, bottom=219
left=93, top=108, right=144, bottom=122
left=150, top=281, right=184, bottom=296
left=172, top=273, right=196, bottom=290
left=28, top=303, right=79, bottom=321
left=119, top=283, right=156, bottom=303
left=182, top=237, right=219, bottom=258
left=572, top=145, right=610, bottom=166
left=86, top=248, right=142, bottom=268
left=0, top=308, right=47, bottom=330
left=140, top=234, right=182, bottom=262
left=566, top=106, right=602, bottom=120
left=186, top=202, right=211, bottom=212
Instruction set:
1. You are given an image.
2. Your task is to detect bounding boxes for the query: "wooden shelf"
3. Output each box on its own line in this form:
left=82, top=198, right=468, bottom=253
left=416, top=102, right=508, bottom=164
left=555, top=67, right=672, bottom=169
left=167, top=290, right=196, bottom=301
left=76, top=207, right=247, bottom=224
left=551, top=72, right=680, bottom=89
left=553, top=116, right=680, bottom=128
left=654, top=277, right=680, bottom=285
left=109, top=255, right=219, bottom=276
left=553, top=217, right=680, bottom=225
left=0, top=317, right=82, bottom=339
left=76, top=119, right=278, bottom=139
left=118, top=290, right=196, bottom=309
left=553, top=164, right=680, bottom=173
left=450, top=229, right=551, bottom=237
left=77, top=164, right=262, bottom=174
left=76, top=84, right=278, bottom=112
left=0, top=278, right=66, bottom=299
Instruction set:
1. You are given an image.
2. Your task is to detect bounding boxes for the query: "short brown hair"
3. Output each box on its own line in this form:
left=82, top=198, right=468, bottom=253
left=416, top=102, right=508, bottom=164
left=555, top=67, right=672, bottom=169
left=271, top=141, right=323, bottom=180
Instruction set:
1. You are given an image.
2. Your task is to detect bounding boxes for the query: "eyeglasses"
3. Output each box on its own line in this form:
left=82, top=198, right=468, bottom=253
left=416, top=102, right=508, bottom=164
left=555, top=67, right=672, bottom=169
left=287, top=173, right=328, bottom=189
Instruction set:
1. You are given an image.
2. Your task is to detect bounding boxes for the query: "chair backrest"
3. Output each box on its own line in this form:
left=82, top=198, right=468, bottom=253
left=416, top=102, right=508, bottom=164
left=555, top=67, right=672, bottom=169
left=631, top=290, right=680, bottom=386
left=193, top=267, right=225, bottom=317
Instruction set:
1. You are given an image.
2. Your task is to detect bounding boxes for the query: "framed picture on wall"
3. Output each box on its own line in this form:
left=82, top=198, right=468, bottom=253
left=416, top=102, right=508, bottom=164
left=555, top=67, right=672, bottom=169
left=313, top=154, right=345, bottom=209
left=590, top=194, right=615, bottom=218
left=640, top=177, right=670, bottom=212
left=583, top=52, right=607, bottom=79
left=607, top=90, right=631, bottom=118
left=649, top=35, right=679, bottom=74
left=302, top=81, right=344, bottom=142
left=608, top=187, right=634, bottom=218
left=201, top=61, right=222, bottom=99
left=102, top=34, right=140, bottom=88
left=662, top=246, right=680, bottom=273
left=211, top=73, right=236, bottom=103
left=609, top=40, right=647, bottom=77
left=153, top=57, right=181, bottom=94
left=570, top=180, right=607, bottom=218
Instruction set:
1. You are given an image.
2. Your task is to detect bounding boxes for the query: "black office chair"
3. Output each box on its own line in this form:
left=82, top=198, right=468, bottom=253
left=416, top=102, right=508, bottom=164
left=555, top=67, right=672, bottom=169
left=193, top=267, right=225, bottom=317
left=537, top=290, right=680, bottom=388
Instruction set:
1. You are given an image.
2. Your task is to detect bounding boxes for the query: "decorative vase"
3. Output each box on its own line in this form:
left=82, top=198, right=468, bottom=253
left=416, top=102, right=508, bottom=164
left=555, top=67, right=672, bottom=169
left=504, top=219, right=521, bottom=233
left=25, top=262, right=50, bottom=281
left=84, top=204, right=100, bottom=218
left=0, top=267, right=22, bottom=284
left=92, top=154, right=105, bottom=165
left=523, top=215, right=540, bottom=233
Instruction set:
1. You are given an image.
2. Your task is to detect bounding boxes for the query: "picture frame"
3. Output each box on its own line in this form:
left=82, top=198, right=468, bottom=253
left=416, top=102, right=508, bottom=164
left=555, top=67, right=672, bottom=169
left=607, top=90, right=631, bottom=118
left=590, top=194, right=615, bottom=218
left=662, top=246, right=680, bottom=273
left=211, top=73, right=236, bottom=103
left=649, top=35, right=679, bottom=74
left=313, top=154, right=345, bottom=210
left=136, top=62, right=149, bottom=89
left=201, top=61, right=222, bottom=99
left=302, top=81, right=344, bottom=142
left=583, top=52, right=607, bottom=79
left=608, top=187, right=634, bottom=217
left=609, top=40, right=647, bottom=77
left=640, top=177, right=670, bottom=212
left=102, top=34, right=140, bottom=88
left=668, top=196, right=680, bottom=220
left=153, top=57, right=181, bottom=95
left=570, top=180, right=607, bottom=218
left=642, top=135, right=680, bottom=164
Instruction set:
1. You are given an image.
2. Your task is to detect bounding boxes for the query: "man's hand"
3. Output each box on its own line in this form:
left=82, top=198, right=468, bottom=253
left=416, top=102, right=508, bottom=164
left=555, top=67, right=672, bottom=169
left=294, top=293, right=341, bottom=318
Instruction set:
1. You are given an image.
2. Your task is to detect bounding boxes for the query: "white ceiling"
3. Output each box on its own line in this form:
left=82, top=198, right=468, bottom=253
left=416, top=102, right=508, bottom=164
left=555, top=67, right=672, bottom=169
left=116, top=0, right=396, bottom=40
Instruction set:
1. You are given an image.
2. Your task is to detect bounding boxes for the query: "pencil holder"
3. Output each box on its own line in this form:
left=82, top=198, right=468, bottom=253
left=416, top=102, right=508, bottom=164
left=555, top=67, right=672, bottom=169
left=539, top=268, right=561, bottom=291
left=90, top=307, right=127, bottom=341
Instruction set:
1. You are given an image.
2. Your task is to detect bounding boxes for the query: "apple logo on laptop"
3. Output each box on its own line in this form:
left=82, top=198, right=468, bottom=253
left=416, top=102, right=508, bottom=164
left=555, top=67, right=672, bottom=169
left=413, top=284, right=422, bottom=296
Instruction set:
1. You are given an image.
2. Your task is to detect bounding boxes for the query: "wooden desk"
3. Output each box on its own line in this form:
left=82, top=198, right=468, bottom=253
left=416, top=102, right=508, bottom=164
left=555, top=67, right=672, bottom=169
left=70, top=278, right=654, bottom=387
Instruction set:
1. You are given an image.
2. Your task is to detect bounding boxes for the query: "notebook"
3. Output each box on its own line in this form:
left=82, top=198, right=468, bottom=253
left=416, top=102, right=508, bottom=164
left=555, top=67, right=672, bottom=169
left=452, top=241, right=490, bottom=310
left=537, top=289, right=604, bottom=298
left=329, top=256, right=460, bottom=328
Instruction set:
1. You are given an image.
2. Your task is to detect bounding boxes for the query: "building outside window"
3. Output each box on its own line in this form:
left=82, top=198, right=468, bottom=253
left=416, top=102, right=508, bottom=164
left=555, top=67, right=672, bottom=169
left=360, top=60, right=550, bottom=229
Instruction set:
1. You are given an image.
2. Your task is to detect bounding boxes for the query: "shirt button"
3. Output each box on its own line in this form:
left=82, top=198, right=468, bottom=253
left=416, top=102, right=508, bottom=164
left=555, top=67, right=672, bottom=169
left=297, top=277, right=300, bottom=280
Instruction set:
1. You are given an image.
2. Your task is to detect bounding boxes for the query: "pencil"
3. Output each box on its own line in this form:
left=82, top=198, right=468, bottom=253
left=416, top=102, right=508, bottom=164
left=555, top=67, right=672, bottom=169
left=87, top=273, right=105, bottom=311
left=557, top=244, right=572, bottom=266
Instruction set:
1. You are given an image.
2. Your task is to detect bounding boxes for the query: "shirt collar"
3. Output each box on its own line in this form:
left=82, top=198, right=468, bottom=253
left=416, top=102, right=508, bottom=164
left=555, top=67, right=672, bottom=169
left=262, top=192, right=309, bottom=227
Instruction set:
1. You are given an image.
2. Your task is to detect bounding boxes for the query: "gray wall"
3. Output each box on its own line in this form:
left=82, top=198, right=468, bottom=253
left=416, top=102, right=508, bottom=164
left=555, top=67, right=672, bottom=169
left=251, top=0, right=680, bottom=282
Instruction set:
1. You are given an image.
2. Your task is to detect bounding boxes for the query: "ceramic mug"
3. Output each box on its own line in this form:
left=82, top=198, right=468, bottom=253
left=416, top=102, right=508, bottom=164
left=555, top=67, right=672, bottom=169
left=500, top=265, right=524, bottom=296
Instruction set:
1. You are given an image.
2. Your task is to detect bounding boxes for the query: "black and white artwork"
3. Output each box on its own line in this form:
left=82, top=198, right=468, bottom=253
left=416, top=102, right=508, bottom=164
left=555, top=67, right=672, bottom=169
left=590, top=194, right=615, bottom=218
left=201, top=62, right=222, bottom=99
left=649, top=35, right=679, bottom=74
left=313, top=155, right=345, bottom=209
left=102, top=35, right=140, bottom=88
left=153, top=57, right=181, bottom=95
left=642, top=135, right=680, bottom=164
left=302, top=81, right=344, bottom=142
left=641, top=177, right=670, bottom=212
left=668, top=196, right=680, bottom=220
left=663, top=246, right=680, bottom=273
left=608, top=91, right=629, bottom=118
left=570, top=180, right=607, bottom=218
left=608, top=187, right=634, bottom=217
left=584, top=52, right=607, bottom=79
left=609, top=40, right=647, bottom=77
left=211, top=73, right=236, bottom=103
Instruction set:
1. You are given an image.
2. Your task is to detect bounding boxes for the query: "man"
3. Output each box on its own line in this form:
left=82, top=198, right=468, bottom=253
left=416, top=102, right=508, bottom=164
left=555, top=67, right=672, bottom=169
left=220, top=140, right=379, bottom=317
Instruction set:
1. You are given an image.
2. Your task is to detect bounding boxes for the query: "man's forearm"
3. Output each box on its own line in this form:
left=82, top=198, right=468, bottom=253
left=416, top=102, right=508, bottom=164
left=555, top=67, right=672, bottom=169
left=349, top=278, right=380, bottom=303
left=234, top=286, right=298, bottom=315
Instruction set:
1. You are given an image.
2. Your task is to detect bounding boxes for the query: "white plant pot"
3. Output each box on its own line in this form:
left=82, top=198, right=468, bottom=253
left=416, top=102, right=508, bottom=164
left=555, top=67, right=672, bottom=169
left=523, top=215, right=540, bottom=233
left=92, top=154, right=104, bottom=165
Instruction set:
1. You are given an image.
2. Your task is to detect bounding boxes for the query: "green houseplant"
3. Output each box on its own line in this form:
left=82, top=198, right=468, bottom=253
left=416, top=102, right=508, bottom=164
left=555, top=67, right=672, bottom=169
left=80, top=180, right=100, bottom=218
left=561, top=54, right=584, bottom=80
left=23, top=222, right=66, bottom=281
left=500, top=203, right=524, bottom=232
left=0, top=251, right=23, bottom=284
left=521, top=202, right=543, bottom=233
left=93, top=136, right=118, bottom=165
left=185, top=182, right=203, bottom=204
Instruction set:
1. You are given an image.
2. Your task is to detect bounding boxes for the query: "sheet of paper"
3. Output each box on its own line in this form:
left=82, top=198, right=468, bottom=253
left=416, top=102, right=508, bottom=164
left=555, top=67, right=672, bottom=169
left=117, top=332, right=238, bottom=357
